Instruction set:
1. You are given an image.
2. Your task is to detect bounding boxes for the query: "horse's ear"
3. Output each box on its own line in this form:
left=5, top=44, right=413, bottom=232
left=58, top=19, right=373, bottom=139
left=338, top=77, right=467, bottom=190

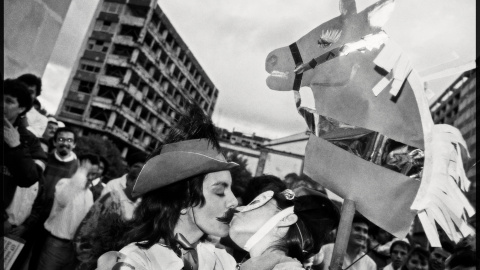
left=339, top=0, right=357, bottom=16
left=366, top=0, right=395, bottom=28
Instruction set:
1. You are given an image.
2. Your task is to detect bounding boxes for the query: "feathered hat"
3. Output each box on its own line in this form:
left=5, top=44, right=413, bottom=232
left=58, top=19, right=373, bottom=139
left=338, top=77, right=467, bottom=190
left=132, top=103, right=238, bottom=197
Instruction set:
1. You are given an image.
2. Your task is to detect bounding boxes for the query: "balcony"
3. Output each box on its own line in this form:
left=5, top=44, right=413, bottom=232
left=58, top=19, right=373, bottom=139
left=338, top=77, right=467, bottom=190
left=91, top=96, right=113, bottom=108
left=127, top=84, right=139, bottom=96
left=112, top=126, right=129, bottom=140
left=85, top=118, right=107, bottom=130
left=114, top=35, right=137, bottom=47
left=98, top=75, right=121, bottom=88
left=119, top=15, right=145, bottom=27
left=106, top=55, right=130, bottom=67
left=121, top=105, right=136, bottom=119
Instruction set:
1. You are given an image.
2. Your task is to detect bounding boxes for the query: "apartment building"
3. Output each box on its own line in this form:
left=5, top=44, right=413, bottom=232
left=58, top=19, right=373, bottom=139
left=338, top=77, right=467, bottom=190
left=56, top=0, right=219, bottom=156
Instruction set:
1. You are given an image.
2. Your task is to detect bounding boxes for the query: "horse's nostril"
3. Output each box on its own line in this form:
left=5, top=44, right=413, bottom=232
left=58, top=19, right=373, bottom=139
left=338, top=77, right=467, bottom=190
left=267, top=55, right=277, bottom=67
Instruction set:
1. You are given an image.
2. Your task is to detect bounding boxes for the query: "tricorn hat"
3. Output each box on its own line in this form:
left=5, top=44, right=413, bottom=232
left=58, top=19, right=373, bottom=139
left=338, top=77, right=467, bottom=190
left=132, top=138, right=238, bottom=197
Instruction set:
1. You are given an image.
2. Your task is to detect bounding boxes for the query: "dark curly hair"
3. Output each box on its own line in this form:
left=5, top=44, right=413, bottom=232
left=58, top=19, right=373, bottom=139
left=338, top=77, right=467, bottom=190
left=4, top=79, right=33, bottom=117
left=17, top=73, right=42, bottom=96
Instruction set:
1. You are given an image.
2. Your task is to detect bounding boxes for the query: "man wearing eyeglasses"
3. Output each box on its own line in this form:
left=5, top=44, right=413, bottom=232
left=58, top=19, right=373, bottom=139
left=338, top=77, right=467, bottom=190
left=43, top=127, right=80, bottom=205
left=28, top=127, right=80, bottom=269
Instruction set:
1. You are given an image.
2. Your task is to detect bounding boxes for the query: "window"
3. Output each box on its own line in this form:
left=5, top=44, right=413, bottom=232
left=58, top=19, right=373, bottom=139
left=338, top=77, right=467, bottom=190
left=65, top=106, right=84, bottom=115
left=78, top=81, right=95, bottom=94
left=80, top=64, right=101, bottom=73
left=87, top=39, right=110, bottom=52
left=103, top=2, right=122, bottom=14
left=94, top=20, right=115, bottom=33
left=80, top=60, right=103, bottom=74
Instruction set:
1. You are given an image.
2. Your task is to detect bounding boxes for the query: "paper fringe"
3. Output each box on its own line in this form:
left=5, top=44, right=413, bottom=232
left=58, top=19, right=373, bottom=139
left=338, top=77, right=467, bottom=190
left=413, top=124, right=475, bottom=247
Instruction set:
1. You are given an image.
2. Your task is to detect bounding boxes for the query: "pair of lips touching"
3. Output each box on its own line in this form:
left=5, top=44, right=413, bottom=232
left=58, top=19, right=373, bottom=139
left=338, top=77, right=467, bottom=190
left=216, top=207, right=240, bottom=224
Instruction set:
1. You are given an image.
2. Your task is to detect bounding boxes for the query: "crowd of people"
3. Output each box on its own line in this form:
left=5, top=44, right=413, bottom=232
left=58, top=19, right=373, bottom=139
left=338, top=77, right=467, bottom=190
left=3, top=75, right=476, bottom=270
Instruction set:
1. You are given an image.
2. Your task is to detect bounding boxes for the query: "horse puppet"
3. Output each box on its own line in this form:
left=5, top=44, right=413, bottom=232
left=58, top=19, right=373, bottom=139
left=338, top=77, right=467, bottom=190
left=264, top=0, right=475, bottom=251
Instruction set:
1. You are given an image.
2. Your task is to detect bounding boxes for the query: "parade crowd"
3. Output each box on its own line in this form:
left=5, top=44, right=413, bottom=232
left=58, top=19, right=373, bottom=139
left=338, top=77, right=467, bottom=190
left=3, top=75, right=476, bottom=270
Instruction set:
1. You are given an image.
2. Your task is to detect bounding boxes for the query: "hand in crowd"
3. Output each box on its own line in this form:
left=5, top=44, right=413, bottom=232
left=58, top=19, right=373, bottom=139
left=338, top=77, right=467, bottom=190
left=4, top=116, right=21, bottom=147
left=4, top=220, right=13, bottom=236
left=9, top=225, right=28, bottom=238
left=79, top=159, right=93, bottom=174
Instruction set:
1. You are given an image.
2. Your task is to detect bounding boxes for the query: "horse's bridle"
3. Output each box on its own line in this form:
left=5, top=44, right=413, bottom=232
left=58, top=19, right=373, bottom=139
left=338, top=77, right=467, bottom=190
left=289, top=42, right=344, bottom=90
left=288, top=31, right=389, bottom=91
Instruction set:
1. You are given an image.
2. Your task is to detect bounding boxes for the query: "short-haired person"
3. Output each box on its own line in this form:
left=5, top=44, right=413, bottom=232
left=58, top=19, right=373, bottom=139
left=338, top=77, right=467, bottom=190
left=384, top=239, right=411, bottom=270
left=229, top=187, right=340, bottom=269
left=44, top=127, right=80, bottom=202
left=37, top=154, right=100, bottom=270
left=100, top=151, right=146, bottom=199
left=3, top=79, right=48, bottom=270
left=429, top=243, right=452, bottom=270
left=74, top=165, right=143, bottom=270
left=40, top=117, right=59, bottom=153
left=16, top=73, right=48, bottom=137
left=242, top=175, right=287, bottom=205
left=369, top=226, right=395, bottom=268
left=284, top=173, right=298, bottom=189
left=28, top=127, right=80, bottom=269
left=221, top=175, right=288, bottom=262
left=316, top=213, right=377, bottom=270
left=402, top=247, right=430, bottom=270
left=89, top=155, right=109, bottom=202
left=3, top=79, right=47, bottom=229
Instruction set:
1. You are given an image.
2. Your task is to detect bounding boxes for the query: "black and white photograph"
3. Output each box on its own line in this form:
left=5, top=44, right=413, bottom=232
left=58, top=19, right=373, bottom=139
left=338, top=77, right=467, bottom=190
left=3, top=0, right=476, bottom=269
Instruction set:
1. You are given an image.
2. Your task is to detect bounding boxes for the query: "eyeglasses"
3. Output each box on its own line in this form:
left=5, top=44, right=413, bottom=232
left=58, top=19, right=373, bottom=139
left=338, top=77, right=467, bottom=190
left=57, top=137, right=74, bottom=143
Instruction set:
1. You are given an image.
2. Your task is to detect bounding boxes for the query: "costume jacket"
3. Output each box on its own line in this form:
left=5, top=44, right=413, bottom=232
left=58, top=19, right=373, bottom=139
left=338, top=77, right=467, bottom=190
left=97, top=241, right=236, bottom=270
left=3, top=122, right=47, bottom=217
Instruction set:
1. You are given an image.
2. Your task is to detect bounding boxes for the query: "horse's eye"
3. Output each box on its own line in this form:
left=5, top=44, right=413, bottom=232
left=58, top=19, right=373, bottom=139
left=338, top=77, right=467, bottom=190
left=318, top=29, right=342, bottom=49
left=318, top=38, right=332, bottom=48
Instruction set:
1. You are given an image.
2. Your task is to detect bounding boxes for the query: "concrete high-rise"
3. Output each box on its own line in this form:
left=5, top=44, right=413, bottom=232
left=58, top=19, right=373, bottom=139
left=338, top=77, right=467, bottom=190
left=55, top=0, right=220, bottom=156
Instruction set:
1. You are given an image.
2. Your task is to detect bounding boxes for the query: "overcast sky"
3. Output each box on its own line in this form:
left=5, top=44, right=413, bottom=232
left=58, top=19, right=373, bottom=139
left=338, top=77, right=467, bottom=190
left=40, top=0, right=476, bottom=139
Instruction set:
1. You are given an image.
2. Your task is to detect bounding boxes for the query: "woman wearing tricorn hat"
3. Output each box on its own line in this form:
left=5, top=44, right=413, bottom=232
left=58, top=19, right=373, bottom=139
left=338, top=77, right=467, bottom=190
left=96, top=104, right=238, bottom=270
left=96, top=105, right=306, bottom=270
left=229, top=187, right=340, bottom=270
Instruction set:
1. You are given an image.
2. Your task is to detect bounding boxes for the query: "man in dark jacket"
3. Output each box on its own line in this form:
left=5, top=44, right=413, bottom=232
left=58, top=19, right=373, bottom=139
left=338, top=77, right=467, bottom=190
left=3, top=78, right=47, bottom=232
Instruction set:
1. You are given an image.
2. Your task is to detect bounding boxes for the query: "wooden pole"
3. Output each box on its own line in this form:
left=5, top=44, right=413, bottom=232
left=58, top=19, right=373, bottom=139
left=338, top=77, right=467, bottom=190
left=329, top=199, right=356, bottom=270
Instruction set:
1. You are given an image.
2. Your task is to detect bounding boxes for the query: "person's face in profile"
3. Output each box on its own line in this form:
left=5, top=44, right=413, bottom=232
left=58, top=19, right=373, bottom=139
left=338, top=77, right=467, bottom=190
left=229, top=190, right=279, bottom=248
left=192, top=170, right=238, bottom=238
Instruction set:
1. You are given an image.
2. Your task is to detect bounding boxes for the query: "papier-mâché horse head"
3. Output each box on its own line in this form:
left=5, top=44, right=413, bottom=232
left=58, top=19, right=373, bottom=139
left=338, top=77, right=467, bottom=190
left=265, top=0, right=474, bottom=245
left=266, top=0, right=428, bottom=150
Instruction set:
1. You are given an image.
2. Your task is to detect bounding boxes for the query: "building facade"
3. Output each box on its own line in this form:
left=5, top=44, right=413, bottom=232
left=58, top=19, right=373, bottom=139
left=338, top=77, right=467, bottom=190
left=216, top=128, right=271, bottom=174
left=4, top=0, right=73, bottom=78
left=55, top=0, right=220, bottom=156
left=430, top=66, right=476, bottom=209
